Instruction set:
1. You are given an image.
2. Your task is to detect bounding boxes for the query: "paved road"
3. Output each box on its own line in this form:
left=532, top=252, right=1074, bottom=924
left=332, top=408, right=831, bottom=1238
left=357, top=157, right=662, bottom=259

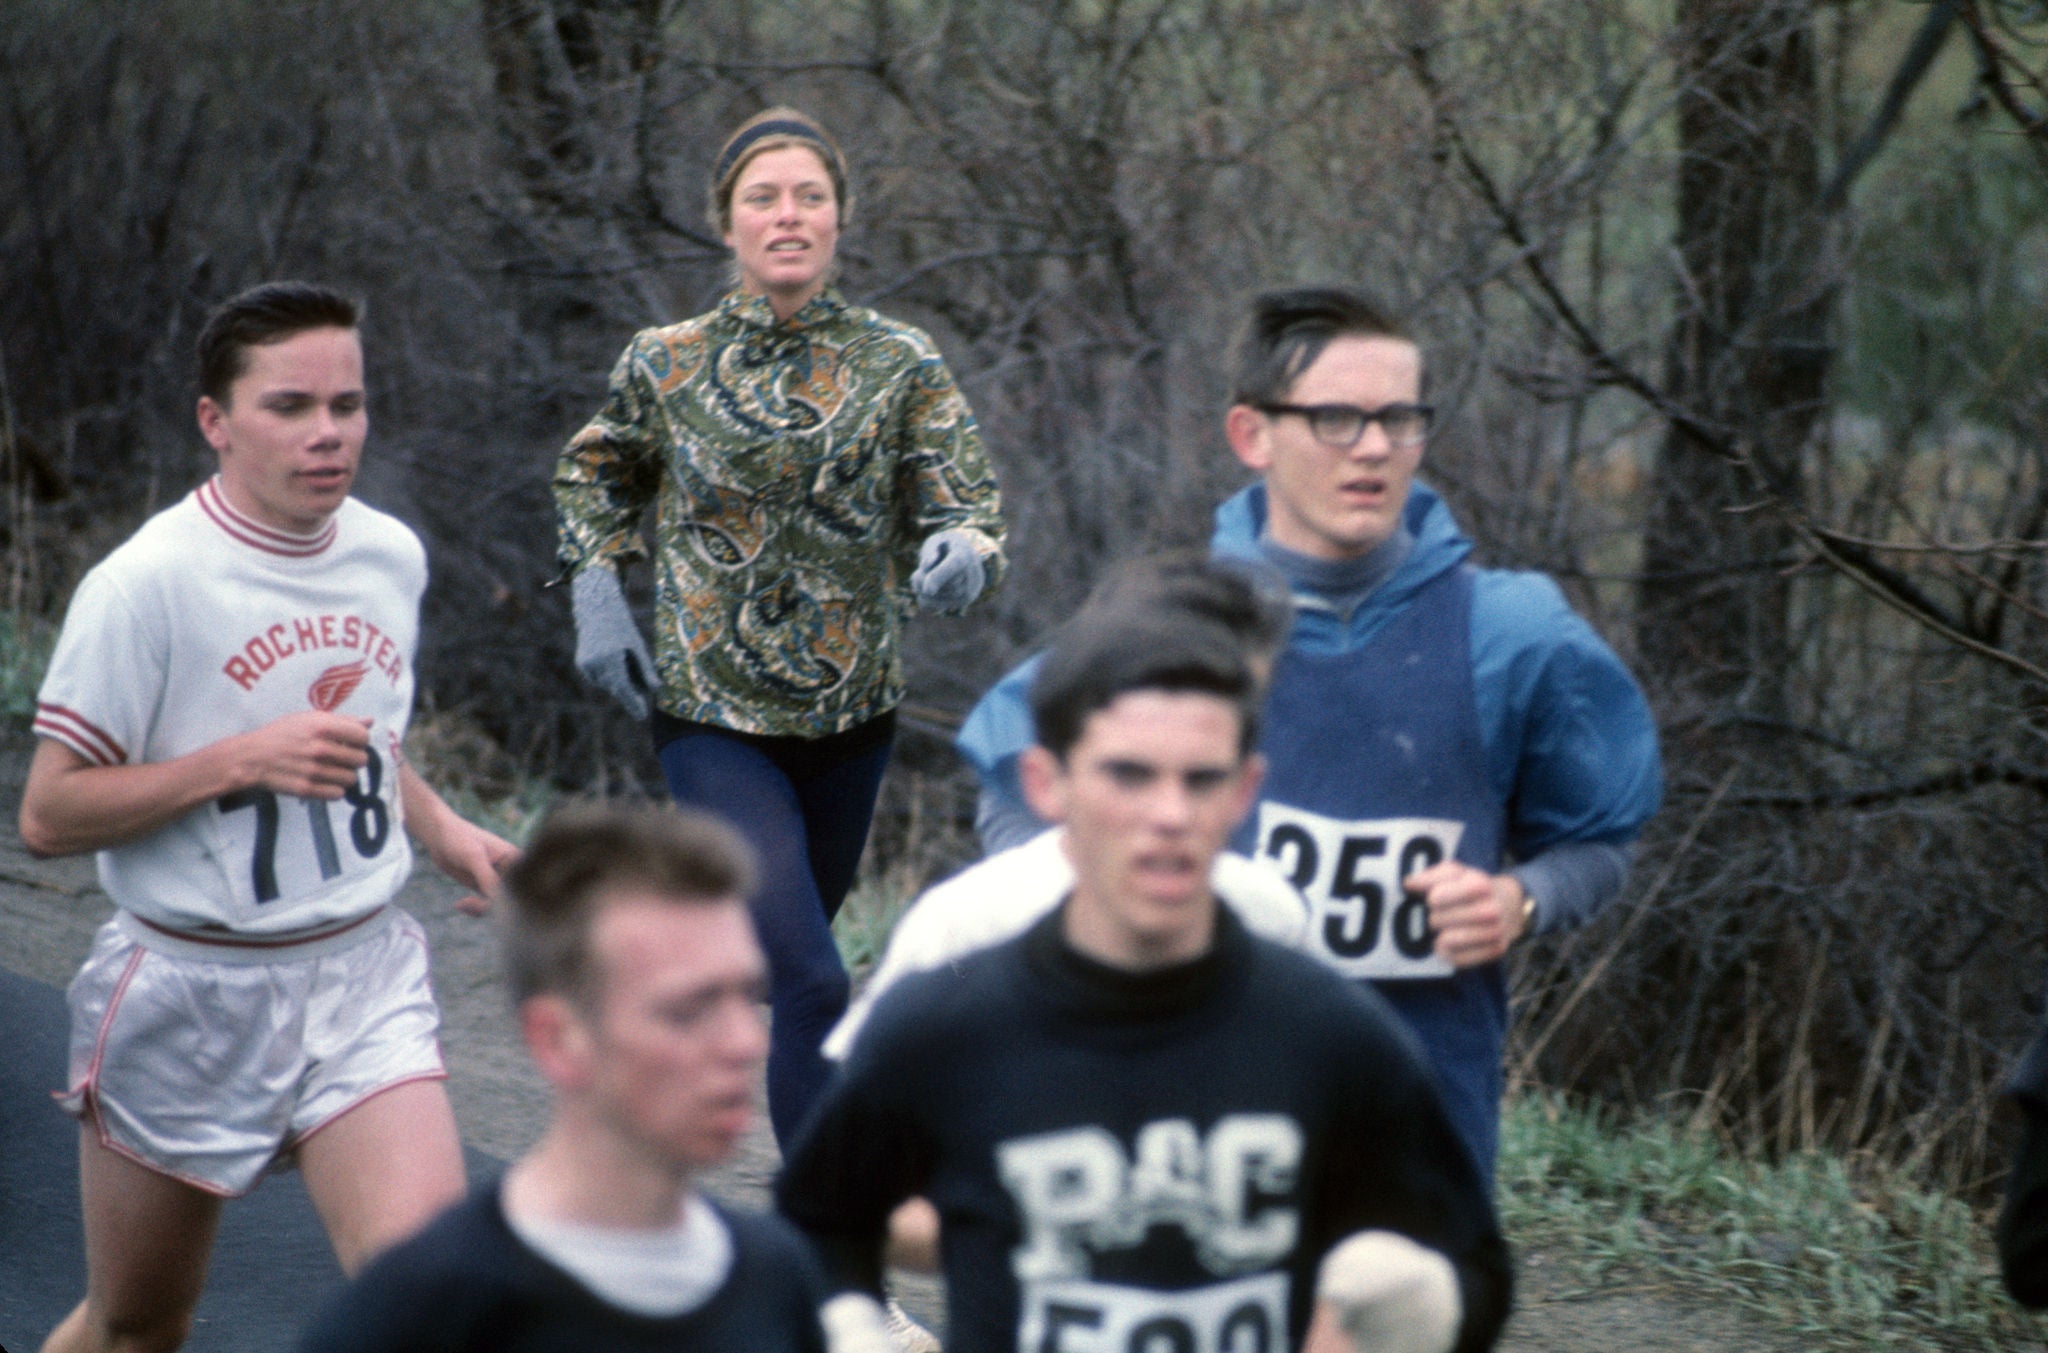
left=0, top=754, right=920, bottom=1351
left=0, top=786, right=781, bottom=1351
left=0, top=966, right=518, bottom=1352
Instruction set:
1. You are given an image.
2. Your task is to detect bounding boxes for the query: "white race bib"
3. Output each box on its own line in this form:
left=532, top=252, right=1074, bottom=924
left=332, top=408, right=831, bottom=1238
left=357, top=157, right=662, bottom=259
left=1253, top=804, right=1459, bottom=980
left=1018, top=1272, right=1288, bottom=1353
left=212, top=736, right=402, bottom=912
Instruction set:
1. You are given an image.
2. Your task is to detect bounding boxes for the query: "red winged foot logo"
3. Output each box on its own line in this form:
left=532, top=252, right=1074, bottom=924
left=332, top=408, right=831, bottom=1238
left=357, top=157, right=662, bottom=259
left=308, top=660, right=370, bottom=711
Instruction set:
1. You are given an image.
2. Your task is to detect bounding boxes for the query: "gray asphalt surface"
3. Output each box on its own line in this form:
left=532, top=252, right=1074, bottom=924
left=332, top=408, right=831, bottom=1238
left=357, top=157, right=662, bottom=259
left=0, top=797, right=538, bottom=1352
left=0, top=744, right=910, bottom=1352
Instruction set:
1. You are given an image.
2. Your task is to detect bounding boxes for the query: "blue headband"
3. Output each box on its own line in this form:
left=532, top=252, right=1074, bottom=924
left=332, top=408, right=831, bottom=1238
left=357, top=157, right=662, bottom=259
left=713, top=119, right=838, bottom=193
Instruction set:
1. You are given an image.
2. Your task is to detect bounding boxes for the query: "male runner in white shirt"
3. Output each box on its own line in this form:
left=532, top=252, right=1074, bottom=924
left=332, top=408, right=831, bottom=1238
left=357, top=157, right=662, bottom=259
left=21, top=280, right=517, bottom=1353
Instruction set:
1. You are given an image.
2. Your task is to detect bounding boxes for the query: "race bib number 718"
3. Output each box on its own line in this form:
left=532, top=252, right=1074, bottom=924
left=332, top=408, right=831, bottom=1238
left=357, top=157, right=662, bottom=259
left=216, top=743, right=396, bottom=908
left=1255, top=804, right=1459, bottom=980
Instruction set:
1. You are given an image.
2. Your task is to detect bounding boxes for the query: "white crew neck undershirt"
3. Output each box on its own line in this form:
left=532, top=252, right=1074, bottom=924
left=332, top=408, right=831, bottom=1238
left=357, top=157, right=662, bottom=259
left=504, top=1190, right=734, bottom=1318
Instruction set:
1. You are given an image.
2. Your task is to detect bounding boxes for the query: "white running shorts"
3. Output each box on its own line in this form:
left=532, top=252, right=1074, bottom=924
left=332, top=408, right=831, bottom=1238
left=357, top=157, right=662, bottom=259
left=57, top=907, right=447, bottom=1196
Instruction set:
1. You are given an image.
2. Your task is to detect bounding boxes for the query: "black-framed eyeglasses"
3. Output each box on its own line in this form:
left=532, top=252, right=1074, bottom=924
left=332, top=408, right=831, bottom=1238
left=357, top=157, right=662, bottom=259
left=1255, top=401, right=1434, bottom=449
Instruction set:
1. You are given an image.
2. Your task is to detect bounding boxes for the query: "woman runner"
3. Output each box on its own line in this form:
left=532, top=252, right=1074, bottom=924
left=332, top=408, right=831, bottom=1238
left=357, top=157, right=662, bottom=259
left=554, top=106, right=1006, bottom=1147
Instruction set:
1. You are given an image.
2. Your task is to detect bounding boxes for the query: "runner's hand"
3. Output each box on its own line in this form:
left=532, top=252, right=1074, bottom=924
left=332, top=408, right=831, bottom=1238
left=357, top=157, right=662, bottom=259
left=1406, top=860, right=1528, bottom=968
left=430, top=818, right=518, bottom=916
left=232, top=712, right=371, bottom=800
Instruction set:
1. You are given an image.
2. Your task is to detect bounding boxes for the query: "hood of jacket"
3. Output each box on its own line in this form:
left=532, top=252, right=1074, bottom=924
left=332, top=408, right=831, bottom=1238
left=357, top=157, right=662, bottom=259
left=1210, top=479, right=1474, bottom=656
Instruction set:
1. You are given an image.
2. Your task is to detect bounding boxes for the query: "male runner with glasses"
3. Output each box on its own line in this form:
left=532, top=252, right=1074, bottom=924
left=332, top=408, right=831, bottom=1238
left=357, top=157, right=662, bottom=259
left=955, top=286, right=1662, bottom=1182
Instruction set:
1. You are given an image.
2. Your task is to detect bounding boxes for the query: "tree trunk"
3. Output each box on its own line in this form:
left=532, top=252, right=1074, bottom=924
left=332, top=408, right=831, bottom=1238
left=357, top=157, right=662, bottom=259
left=1638, top=0, right=1831, bottom=731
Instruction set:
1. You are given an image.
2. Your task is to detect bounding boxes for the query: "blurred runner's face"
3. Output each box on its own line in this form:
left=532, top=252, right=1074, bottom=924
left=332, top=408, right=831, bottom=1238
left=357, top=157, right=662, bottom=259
left=198, top=326, right=366, bottom=535
left=1026, top=689, right=1262, bottom=970
left=578, top=895, right=770, bottom=1172
left=725, top=144, right=840, bottom=311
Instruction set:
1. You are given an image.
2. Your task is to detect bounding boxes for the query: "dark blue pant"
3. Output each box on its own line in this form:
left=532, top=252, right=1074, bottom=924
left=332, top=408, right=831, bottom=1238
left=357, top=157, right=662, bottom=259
left=655, top=712, right=894, bottom=1148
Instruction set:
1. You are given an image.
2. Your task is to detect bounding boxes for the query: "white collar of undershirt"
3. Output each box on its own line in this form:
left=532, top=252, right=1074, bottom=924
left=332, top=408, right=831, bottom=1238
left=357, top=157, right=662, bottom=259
left=505, top=1190, right=734, bottom=1318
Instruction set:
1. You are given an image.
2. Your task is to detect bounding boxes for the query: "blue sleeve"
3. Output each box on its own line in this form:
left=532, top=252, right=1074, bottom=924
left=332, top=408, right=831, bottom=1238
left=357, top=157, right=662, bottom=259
left=974, top=779, right=1048, bottom=855
left=956, top=654, right=1050, bottom=854
left=1507, top=838, right=1634, bottom=935
left=1470, top=571, right=1663, bottom=859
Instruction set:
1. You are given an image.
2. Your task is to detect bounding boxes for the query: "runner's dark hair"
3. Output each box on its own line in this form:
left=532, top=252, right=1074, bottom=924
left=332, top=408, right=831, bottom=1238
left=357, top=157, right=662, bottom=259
left=1030, top=555, right=1273, bottom=759
left=504, top=800, right=757, bottom=1009
left=197, top=281, right=362, bottom=404
left=1083, top=550, right=1293, bottom=670
left=1228, top=285, right=1414, bottom=408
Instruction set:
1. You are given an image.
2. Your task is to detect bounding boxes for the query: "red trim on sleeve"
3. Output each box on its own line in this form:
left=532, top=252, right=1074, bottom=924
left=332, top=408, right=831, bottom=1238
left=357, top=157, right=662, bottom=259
left=32, top=703, right=128, bottom=766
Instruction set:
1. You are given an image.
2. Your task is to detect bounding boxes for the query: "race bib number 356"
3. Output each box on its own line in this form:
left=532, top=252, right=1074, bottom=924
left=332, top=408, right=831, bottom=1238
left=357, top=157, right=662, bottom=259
left=1019, top=1272, right=1288, bottom=1353
left=1255, top=804, right=1459, bottom=980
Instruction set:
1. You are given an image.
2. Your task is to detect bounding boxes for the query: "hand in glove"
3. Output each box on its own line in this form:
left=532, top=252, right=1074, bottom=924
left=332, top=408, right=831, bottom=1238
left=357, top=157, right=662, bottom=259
left=570, top=566, right=655, bottom=721
left=1312, top=1230, right=1462, bottom=1353
left=911, top=528, right=986, bottom=614
left=819, top=1294, right=894, bottom=1353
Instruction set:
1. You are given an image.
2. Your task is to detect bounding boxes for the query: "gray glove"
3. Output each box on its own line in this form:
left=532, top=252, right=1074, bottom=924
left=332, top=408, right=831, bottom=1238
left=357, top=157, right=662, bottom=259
left=911, top=528, right=986, bottom=614
left=570, top=566, right=655, bottom=721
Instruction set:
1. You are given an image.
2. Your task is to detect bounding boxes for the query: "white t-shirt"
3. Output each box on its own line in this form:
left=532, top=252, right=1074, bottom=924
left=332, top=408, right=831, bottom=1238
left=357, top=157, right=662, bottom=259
left=34, top=477, right=424, bottom=938
left=823, top=828, right=1312, bottom=1059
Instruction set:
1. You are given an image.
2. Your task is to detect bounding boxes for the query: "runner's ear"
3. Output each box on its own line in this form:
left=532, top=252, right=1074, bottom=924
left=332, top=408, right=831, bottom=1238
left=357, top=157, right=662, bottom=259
left=1224, top=403, right=1272, bottom=474
left=197, top=395, right=231, bottom=454
left=521, top=993, right=597, bottom=1091
left=1019, top=746, right=1068, bottom=825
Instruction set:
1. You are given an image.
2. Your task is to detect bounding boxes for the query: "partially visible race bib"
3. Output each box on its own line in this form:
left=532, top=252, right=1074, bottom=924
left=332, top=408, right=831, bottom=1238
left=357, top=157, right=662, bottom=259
left=1018, top=1272, right=1288, bottom=1353
left=1254, top=804, right=1459, bottom=980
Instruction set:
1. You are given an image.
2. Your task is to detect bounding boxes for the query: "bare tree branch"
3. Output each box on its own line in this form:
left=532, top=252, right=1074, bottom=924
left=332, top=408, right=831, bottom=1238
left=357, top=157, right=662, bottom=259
left=1820, top=0, right=1961, bottom=209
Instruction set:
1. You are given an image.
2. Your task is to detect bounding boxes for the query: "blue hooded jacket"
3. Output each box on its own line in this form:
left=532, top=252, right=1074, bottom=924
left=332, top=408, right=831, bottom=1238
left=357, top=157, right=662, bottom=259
left=959, top=480, right=1661, bottom=867
left=953, top=478, right=1661, bottom=1175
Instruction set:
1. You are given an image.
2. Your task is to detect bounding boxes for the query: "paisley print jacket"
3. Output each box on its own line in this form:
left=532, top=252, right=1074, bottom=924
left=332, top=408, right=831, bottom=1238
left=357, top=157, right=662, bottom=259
left=555, top=288, right=1007, bottom=737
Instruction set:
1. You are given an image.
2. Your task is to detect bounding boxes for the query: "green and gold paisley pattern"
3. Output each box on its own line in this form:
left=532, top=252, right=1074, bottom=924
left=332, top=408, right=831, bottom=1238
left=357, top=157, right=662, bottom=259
left=555, top=288, right=1006, bottom=736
